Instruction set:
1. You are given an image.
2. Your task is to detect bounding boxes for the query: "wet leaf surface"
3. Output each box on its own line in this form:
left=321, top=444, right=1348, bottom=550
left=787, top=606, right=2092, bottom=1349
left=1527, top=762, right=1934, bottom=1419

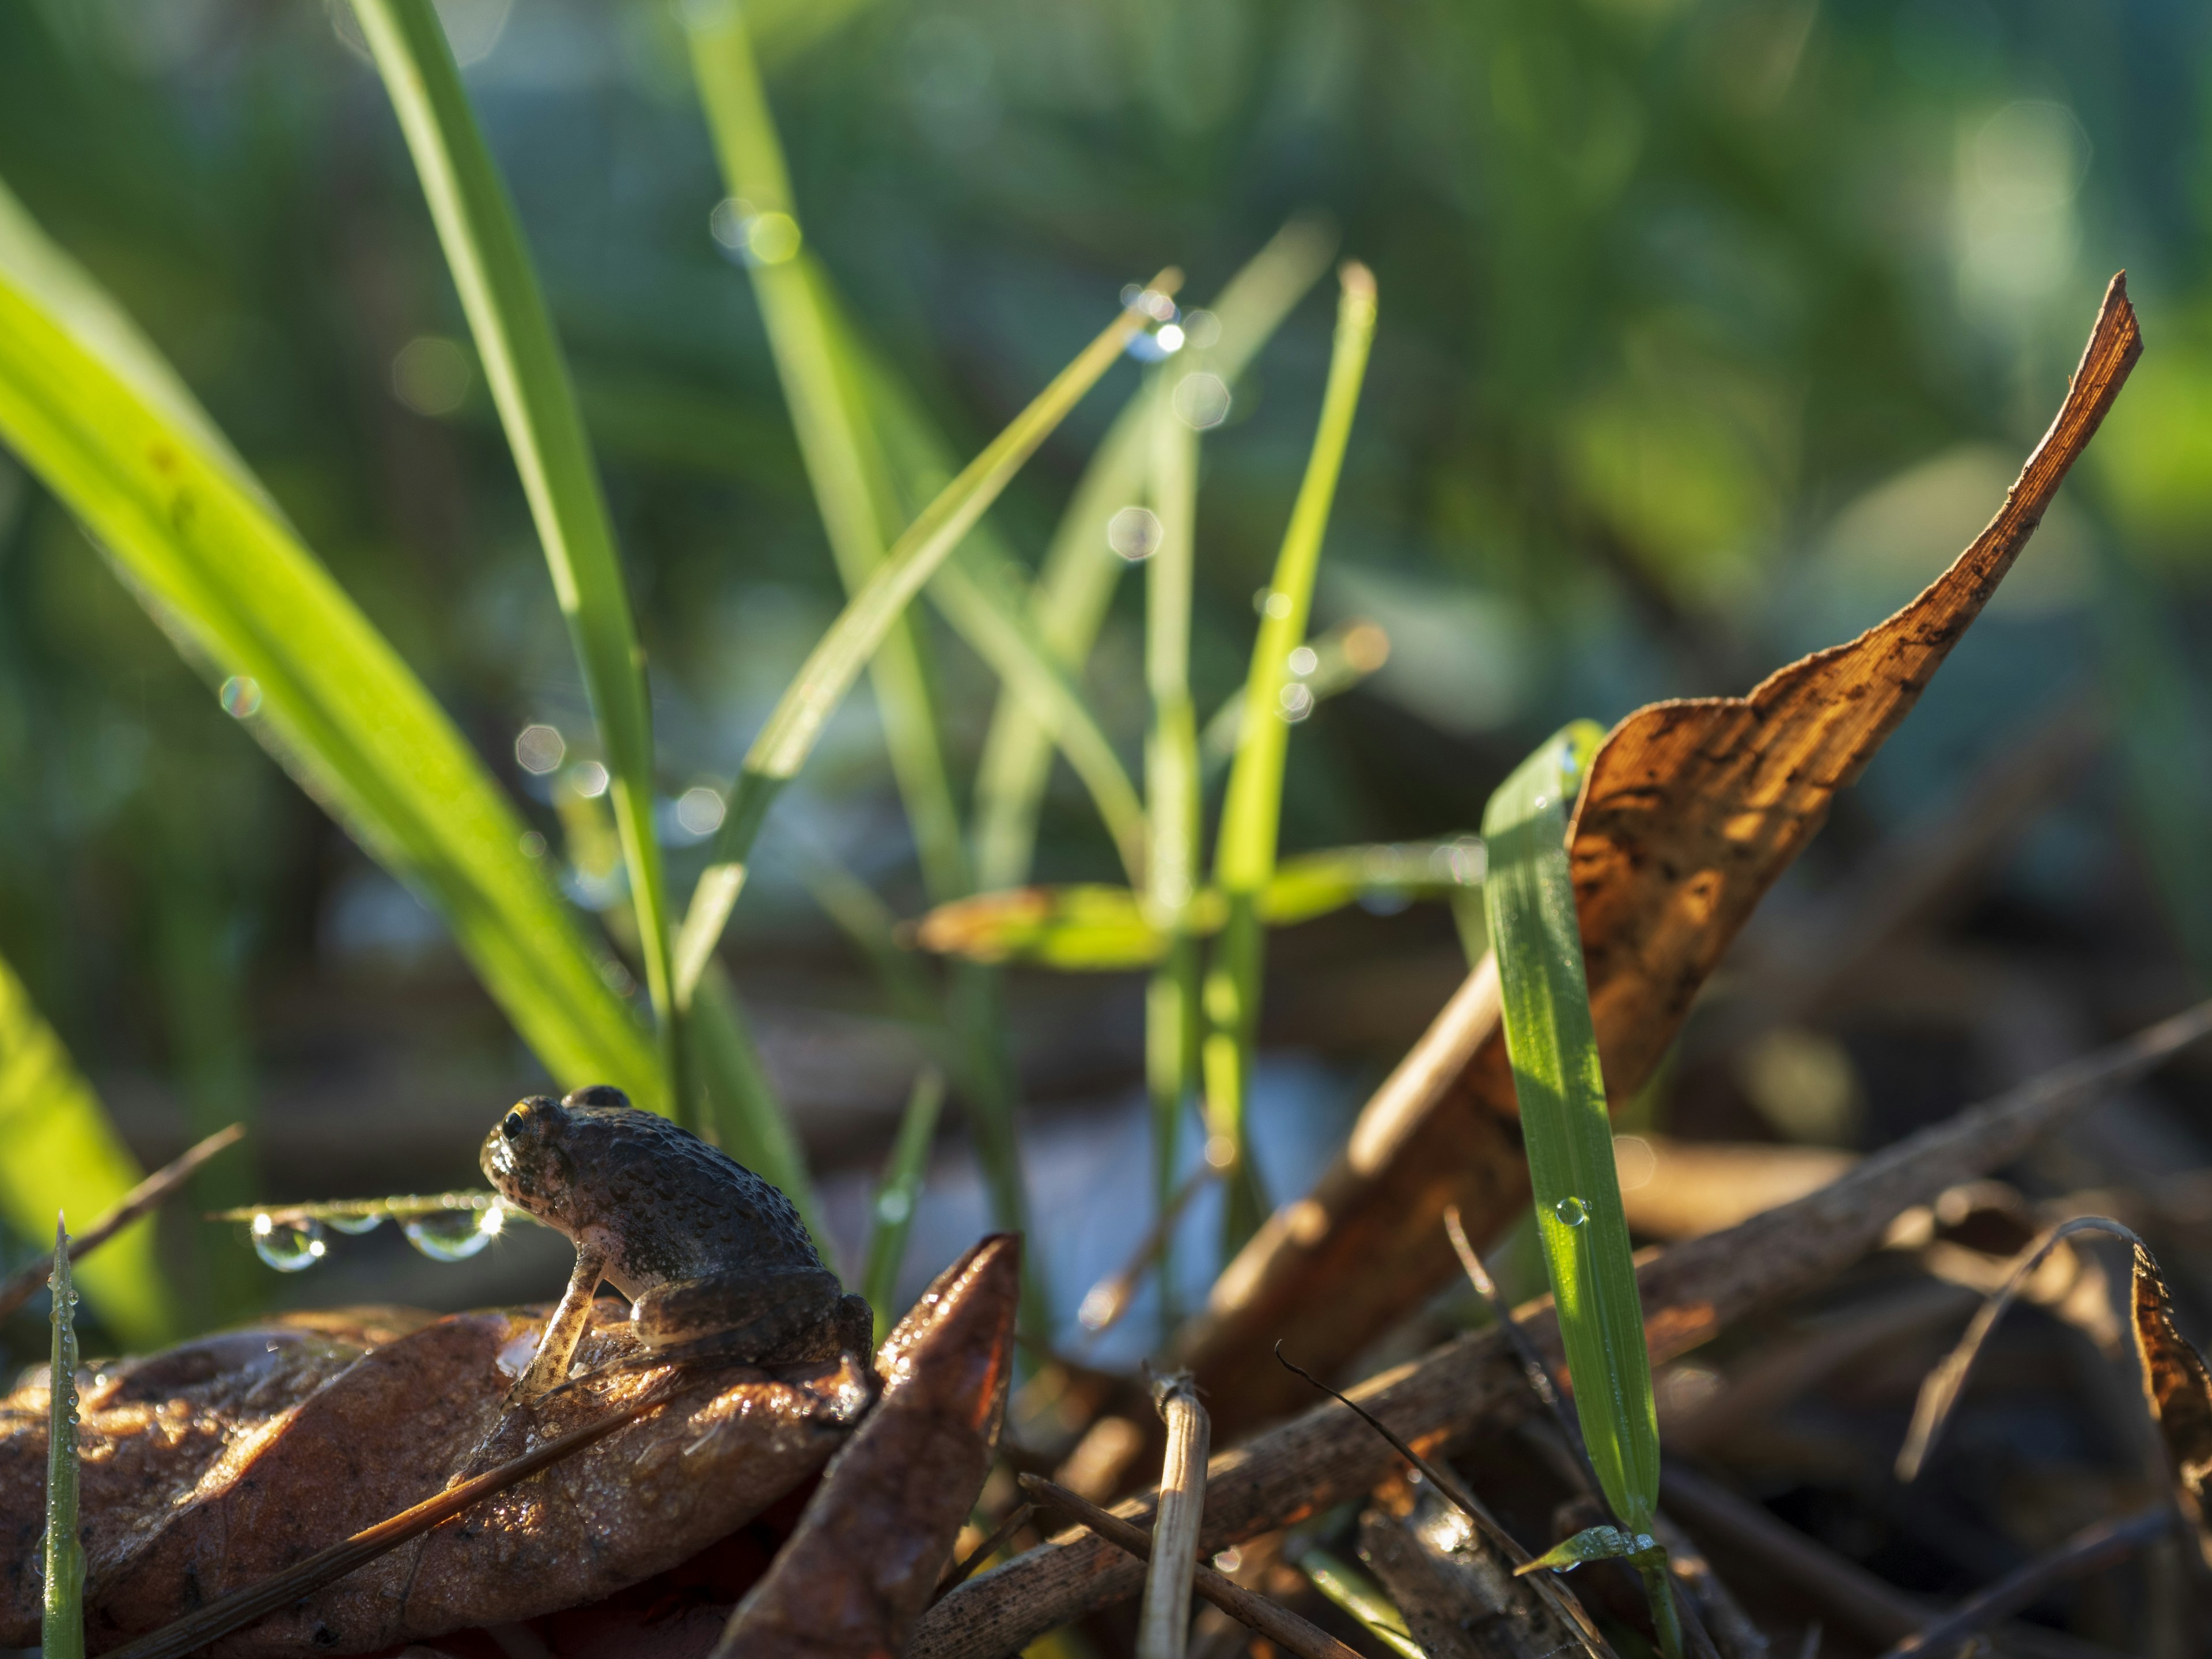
left=1, top=1302, right=869, bottom=1655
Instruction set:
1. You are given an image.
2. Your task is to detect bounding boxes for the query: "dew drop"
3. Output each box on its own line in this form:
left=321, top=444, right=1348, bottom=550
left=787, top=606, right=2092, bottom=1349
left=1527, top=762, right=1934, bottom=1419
left=251, top=1213, right=327, bottom=1272
left=874, top=1190, right=913, bottom=1226
left=326, top=1214, right=385, bottom=1236
left=1553, top=1195, right=1589, bottom=1228
left=403, top=1205, right=501, bottom=1262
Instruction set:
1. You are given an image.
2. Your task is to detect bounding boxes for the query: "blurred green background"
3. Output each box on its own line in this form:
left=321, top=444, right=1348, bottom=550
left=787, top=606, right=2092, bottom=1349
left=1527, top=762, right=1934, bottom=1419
left=1, top=0, right=2208, bottom=1357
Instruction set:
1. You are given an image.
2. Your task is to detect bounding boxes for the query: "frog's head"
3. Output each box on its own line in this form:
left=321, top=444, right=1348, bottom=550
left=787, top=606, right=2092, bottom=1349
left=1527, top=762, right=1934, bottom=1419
left=481, top=1094, right=582, bottom=1217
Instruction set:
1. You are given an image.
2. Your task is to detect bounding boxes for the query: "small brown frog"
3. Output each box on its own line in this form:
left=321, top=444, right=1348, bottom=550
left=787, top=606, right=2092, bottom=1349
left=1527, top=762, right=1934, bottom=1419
left=482, top=1085, right=871, bottom=1399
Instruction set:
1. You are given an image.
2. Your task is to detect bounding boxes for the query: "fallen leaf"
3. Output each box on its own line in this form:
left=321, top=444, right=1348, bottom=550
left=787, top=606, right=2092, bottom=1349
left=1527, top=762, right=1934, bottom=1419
left=2, top=1301, right=870, bottom=1655
left=2131, top=1243, right=2212, bottom=1565
left=717, top=1233, right=1021, bottom=1657
left=1179, top=275, right=2143, bottom=1431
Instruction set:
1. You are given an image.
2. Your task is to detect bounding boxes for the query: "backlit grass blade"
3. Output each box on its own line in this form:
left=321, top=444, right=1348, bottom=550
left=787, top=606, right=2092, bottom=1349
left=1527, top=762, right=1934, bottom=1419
left=671, top=279, right=1175, bottom=1003
left=1481, top=720, right=1659, bottom=1534
left=44, top=1217, right=85, bottom=1659
left=0, top=176, right=664, bottom=1113
left=862, top=1066, right=946, bottom=1346
left=1199, top=619, right=1392, bottom=778
left=972, top=219, right=1338, bottom=891
left=684, top=10, right=971, bottom=906
left=0, top=947, right=174, bottom=1347
left=1204, top=265, right=1376, bottom=1249
left=691, top=962, right=834, bottom=1262
left=1144, top=366, right=1206, bottom=1278
left=349, top=0, right=681, bottom=1098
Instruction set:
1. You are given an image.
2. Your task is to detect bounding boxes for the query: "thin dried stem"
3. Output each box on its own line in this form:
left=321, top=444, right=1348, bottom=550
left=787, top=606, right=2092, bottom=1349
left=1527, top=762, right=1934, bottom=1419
left=1020, top=1475, right=1362, bottom=1659
left=1139, top=1375, right=1211, bottom=1659
left=933, top=1503, right=1036, bottom=1604
left=0, top=1124, right=246, bottom=1321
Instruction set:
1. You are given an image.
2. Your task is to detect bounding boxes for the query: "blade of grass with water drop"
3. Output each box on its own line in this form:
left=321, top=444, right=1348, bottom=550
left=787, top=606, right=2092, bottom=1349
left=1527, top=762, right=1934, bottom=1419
left=0, top=177, right=662, bottom=1112
left=348, top=0, right=681, bottom=1108
left=671, top=281, right=1171, bottom=1002
left=684, top=8, right=970, bottom=908
left=1205, top=266, right=1376, bottom=1251
left=972, top=219, right=1339, bottom=892
left=44, top=1217, right=85, bottom=1659
left=863, top=1066, right=946, bottom=1346
left=1481, top=723, right=1664, bottom=1541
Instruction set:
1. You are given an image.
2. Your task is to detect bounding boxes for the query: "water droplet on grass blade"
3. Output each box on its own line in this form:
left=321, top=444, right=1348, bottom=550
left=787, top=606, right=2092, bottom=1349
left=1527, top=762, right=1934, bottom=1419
left=251, top=1214, right=327, bottom=1272
left=1553, top=1195, right=1589, bottom=1228
left=403, top=1205, right=502, bottom=1262
left=326, top=1213, right=384, bottom=1235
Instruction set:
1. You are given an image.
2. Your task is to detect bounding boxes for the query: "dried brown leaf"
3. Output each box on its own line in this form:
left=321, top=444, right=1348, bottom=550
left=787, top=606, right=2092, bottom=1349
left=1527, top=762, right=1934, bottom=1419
left=1, top=1302, right=868, bottom=1654
left=713, top=1234, right=1021, bottom=1658
left=1181, top=276, right=2144, bottom=1430
left=2131, top=1243, right=2212, bottom=1563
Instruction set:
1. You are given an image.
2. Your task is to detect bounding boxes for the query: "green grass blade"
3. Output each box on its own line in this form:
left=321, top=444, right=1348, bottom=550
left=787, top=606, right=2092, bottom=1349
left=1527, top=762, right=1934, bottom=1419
left=863, top=1066, right=946, bottom=1346
left=687, top=12, right=972, bottom=906
left=671, top=281, right=1172, bottom=1002
left=972, top=219, right=1338, bottom=892
left=0, top=176, right=664, bottom=1113
left=0, top=948, right=175, bottom=1349
left=348, top=0, right=680, bottom=1098
left=690, top=961, right=834, bottom=1263
left=1204, top=265, right=1376, bottom=1249
left=1144, top=365, right=1207, bottom=1271
left=43, top=1217, right=85, bottom=1659
left=1199, top=618, right=1392, bottom=778
left=1482, top=720, right=1660, bottom=1533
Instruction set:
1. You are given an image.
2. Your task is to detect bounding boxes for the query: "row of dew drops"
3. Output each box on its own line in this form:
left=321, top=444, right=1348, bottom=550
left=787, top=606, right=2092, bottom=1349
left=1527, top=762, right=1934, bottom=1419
left=246, top=1197, right=512, bottom=1273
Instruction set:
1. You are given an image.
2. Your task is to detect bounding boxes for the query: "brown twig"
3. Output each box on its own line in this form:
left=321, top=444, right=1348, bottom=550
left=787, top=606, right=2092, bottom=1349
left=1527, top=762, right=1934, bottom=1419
left=934, top=1503, right=1036, bottom=1604
left=101, top=1382, right=676, bottom=1659
left=911, top=1001, right=2212, bottom=1659
left=1019, top=1475, right=1363, bottom=1659
left=1079, top=1165, right=1216, bottom=1338
left=1877, top=1508, right=2173, bottom=1659
left=0, top=1123, right=247, bottom=1322
left=1139, top=1374, right=1211, bottom=1659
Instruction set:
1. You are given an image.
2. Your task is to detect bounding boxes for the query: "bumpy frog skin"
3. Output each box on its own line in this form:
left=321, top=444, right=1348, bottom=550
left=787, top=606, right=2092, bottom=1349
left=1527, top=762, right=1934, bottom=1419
left=482, top=1085, right=871, bottom=1399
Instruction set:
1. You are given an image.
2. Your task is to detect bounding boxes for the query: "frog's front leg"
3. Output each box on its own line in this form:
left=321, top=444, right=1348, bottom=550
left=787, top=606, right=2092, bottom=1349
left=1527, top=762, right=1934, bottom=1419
left=513, top=1243, right=608, bottom=1400
left=634, top=1266, right=870, bottom=1366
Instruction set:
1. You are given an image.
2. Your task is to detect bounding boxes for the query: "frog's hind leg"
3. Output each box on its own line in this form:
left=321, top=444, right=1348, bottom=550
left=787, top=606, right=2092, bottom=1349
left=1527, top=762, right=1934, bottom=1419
left=635, top=1265, right=854, bottom=1364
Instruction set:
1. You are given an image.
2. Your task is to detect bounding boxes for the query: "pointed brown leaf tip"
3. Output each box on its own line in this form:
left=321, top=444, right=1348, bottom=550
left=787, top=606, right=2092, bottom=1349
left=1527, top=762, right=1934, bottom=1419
left=1175, top=275, right=2147, bottom=1433
left=2131, top=1244, right=2212, bottom=1565
left=717, top=1234, right=1022, bottom=1658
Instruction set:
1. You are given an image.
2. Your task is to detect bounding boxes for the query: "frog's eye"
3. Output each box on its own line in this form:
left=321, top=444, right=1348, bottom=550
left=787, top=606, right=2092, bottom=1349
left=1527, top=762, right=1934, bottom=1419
left=502, top=1104, right=532, bottom=1140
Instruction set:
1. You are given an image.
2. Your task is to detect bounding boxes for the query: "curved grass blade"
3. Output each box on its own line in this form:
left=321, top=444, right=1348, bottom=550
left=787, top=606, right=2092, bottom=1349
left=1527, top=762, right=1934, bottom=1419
left=863, top=1067, right=946, bottom=1345
left=1481, top=721, right=1658, bottom=1533
left=972, top=218, right=1339, bottom=891
left=0, top=946, right=175, bottom=1347
left=1204, top=264, right=1376, bottom=1249
left=0, top=176, right=664, bottom=1113
left=348, top=0, right=680, bottom=1101
left=44, top=1217, right=85, bottom=1659
left=671, top=276, right=1176, bottom=1003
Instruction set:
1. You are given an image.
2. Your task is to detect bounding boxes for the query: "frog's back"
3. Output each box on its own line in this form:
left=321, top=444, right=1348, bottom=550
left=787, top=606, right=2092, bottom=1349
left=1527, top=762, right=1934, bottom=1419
left=563, top=1104, right=824, bottom=1283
